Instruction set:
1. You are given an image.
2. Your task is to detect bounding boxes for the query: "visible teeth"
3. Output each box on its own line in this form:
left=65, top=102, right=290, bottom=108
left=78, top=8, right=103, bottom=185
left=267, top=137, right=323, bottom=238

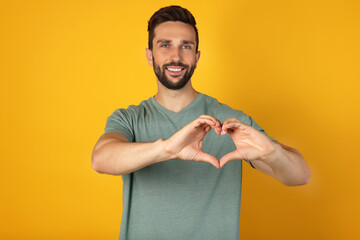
left=167, top=67, right=182, bottom=72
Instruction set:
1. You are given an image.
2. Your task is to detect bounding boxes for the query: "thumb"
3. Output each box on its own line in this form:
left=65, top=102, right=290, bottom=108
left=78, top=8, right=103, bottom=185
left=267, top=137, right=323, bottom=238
left=219, top=151, right=241, bottom=168
left=196, top=152, right=220, bottom=169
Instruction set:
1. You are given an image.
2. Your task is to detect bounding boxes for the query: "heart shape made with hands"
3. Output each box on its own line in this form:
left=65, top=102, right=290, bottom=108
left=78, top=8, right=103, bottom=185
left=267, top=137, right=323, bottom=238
left=166, top=116, right=275, bottom=169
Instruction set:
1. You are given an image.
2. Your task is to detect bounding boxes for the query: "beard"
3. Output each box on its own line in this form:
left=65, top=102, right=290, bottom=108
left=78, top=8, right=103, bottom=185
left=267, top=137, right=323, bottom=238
left=152, top=57, right=196, bottom=90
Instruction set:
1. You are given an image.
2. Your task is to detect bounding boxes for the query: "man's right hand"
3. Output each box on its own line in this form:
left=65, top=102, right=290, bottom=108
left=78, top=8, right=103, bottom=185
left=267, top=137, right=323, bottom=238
left=92, top=115, right=222, bottom=175
left=164, top=115, right=222, bottom=168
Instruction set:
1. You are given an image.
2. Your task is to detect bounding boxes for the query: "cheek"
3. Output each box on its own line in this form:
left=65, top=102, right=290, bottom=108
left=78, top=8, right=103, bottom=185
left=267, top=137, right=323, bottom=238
left=153, top=54, right=167, bottom=64
left=183, top=51, right=197, bottom=60
left=185, top=55, right=197, bottom=65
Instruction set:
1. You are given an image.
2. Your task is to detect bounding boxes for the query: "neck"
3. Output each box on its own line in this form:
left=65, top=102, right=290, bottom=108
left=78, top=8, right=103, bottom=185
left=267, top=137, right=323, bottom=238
left=154, top=81, right=199, bottom=113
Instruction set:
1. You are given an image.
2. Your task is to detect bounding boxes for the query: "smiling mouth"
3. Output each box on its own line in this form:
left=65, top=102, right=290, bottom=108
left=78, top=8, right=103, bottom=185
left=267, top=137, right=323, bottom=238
left=165, top=66, right=186, bottom=75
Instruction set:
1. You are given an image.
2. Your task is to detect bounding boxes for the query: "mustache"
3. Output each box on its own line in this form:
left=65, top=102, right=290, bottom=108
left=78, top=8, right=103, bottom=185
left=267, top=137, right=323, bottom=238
left=162, top=61, right=189, bottom=69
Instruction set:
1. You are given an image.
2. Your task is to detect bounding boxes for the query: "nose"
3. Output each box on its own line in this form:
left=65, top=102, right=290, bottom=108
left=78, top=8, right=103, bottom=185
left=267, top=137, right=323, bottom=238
left=169, top=47, right=181, bottom=63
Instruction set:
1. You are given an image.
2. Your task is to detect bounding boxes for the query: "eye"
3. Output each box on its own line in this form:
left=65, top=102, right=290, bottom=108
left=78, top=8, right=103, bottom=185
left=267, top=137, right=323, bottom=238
left=183, top=45, right=191, bottom=49
left=161, top=44, right=169, bottom=48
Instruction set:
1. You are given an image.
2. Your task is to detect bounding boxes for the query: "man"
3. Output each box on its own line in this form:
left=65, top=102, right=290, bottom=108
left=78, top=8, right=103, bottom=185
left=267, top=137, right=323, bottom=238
left=92, top=5, right=310, bottom=240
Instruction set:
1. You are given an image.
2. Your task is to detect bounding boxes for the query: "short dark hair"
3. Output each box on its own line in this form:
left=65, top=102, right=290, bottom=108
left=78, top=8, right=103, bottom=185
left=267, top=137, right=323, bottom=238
left=147, top=5, right=199, bottom=52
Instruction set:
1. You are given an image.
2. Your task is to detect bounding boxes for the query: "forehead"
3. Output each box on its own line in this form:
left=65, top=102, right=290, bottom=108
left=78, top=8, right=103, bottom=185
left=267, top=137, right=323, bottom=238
left=153, top=21, right=196, bottom=43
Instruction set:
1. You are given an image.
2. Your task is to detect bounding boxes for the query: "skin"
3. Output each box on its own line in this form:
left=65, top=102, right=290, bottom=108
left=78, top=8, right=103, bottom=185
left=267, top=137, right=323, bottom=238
left=92, top=21, right=311, bottom=186
left=145, top=21, right=201, bottom=113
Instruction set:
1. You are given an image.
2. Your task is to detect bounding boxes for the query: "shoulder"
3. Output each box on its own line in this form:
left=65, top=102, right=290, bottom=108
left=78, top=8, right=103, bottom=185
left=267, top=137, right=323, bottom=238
left=104, top=97, right=154, bottom=140
left=111, top=97, right=154, bottom=119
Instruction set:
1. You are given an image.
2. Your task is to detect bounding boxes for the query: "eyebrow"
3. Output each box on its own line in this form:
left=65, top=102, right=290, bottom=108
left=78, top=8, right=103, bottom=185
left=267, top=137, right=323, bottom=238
left=182, top=40, right=195, bottom=45
left=157, top=39, right=195, bottom=45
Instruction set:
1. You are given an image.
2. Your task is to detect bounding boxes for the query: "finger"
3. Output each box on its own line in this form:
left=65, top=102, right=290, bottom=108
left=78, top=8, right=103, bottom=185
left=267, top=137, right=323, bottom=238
left=197, top=151, right=220, bottom=169
left=198, top=114, right=221, bottom=123
left=221, top=123, right=241, bottom=135
left=222, top=117, right=240, bottom=125
left=198, top=115, right=222, bottom=134
left=193, top=118, right=222, bottom=134
left=221, top=118, right=238, bottom=135
left=222, top=122, right=243, bottom=131
left=193, top=118, right=217, bottom=128
left=204, top=125, right=211, bottom=133
left=221, top=119, right=247, bottom=135
left=219, top=151, right=240, bottom=168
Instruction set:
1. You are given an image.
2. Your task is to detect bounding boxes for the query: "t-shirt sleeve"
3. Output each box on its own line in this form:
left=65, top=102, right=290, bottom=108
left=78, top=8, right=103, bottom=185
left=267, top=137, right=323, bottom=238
left=104, top=108, right=134, bottom=142
left=247, top=115, right=275, bottom=141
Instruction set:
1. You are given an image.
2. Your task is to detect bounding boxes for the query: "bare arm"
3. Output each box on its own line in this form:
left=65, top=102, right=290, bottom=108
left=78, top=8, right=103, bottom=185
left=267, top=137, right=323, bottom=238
left=246, top=141, right=310, bottom=186
left=219, top=118, right=310, bottom=186
left=92, top=115, right=222, bottom=175
left=92, top=133, right=169, bottom=175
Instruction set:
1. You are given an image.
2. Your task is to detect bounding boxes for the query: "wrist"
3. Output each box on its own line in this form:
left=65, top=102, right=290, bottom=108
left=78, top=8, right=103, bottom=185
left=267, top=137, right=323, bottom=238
left=260, top=141, right=282, bottom=163
left=155, top=139, right=178, bottom=163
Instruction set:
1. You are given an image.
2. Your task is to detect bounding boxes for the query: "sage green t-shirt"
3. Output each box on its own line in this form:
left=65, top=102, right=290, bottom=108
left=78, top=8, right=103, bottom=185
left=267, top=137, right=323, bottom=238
left=104, top=93, right=273, bottom=240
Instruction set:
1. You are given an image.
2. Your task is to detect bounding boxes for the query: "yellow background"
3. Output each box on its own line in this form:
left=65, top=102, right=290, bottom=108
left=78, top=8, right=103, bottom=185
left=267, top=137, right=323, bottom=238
left=1, top=0, right=359, bottom=239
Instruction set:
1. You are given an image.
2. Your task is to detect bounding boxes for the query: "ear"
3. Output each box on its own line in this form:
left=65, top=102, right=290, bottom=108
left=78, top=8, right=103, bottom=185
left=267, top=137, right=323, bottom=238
left=146, top=48, right=153, bottom=67
left=195, top=50, right=201, bottom=66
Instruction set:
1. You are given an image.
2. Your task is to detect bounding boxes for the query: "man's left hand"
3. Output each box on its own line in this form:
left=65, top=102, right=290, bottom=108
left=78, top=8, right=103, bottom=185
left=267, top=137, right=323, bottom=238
left=219, top=118, right=276, bottom=168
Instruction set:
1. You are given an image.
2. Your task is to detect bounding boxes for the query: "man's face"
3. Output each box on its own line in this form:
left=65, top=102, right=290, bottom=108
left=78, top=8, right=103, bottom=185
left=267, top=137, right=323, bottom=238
left=146, top=21, right=200, bottom=90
